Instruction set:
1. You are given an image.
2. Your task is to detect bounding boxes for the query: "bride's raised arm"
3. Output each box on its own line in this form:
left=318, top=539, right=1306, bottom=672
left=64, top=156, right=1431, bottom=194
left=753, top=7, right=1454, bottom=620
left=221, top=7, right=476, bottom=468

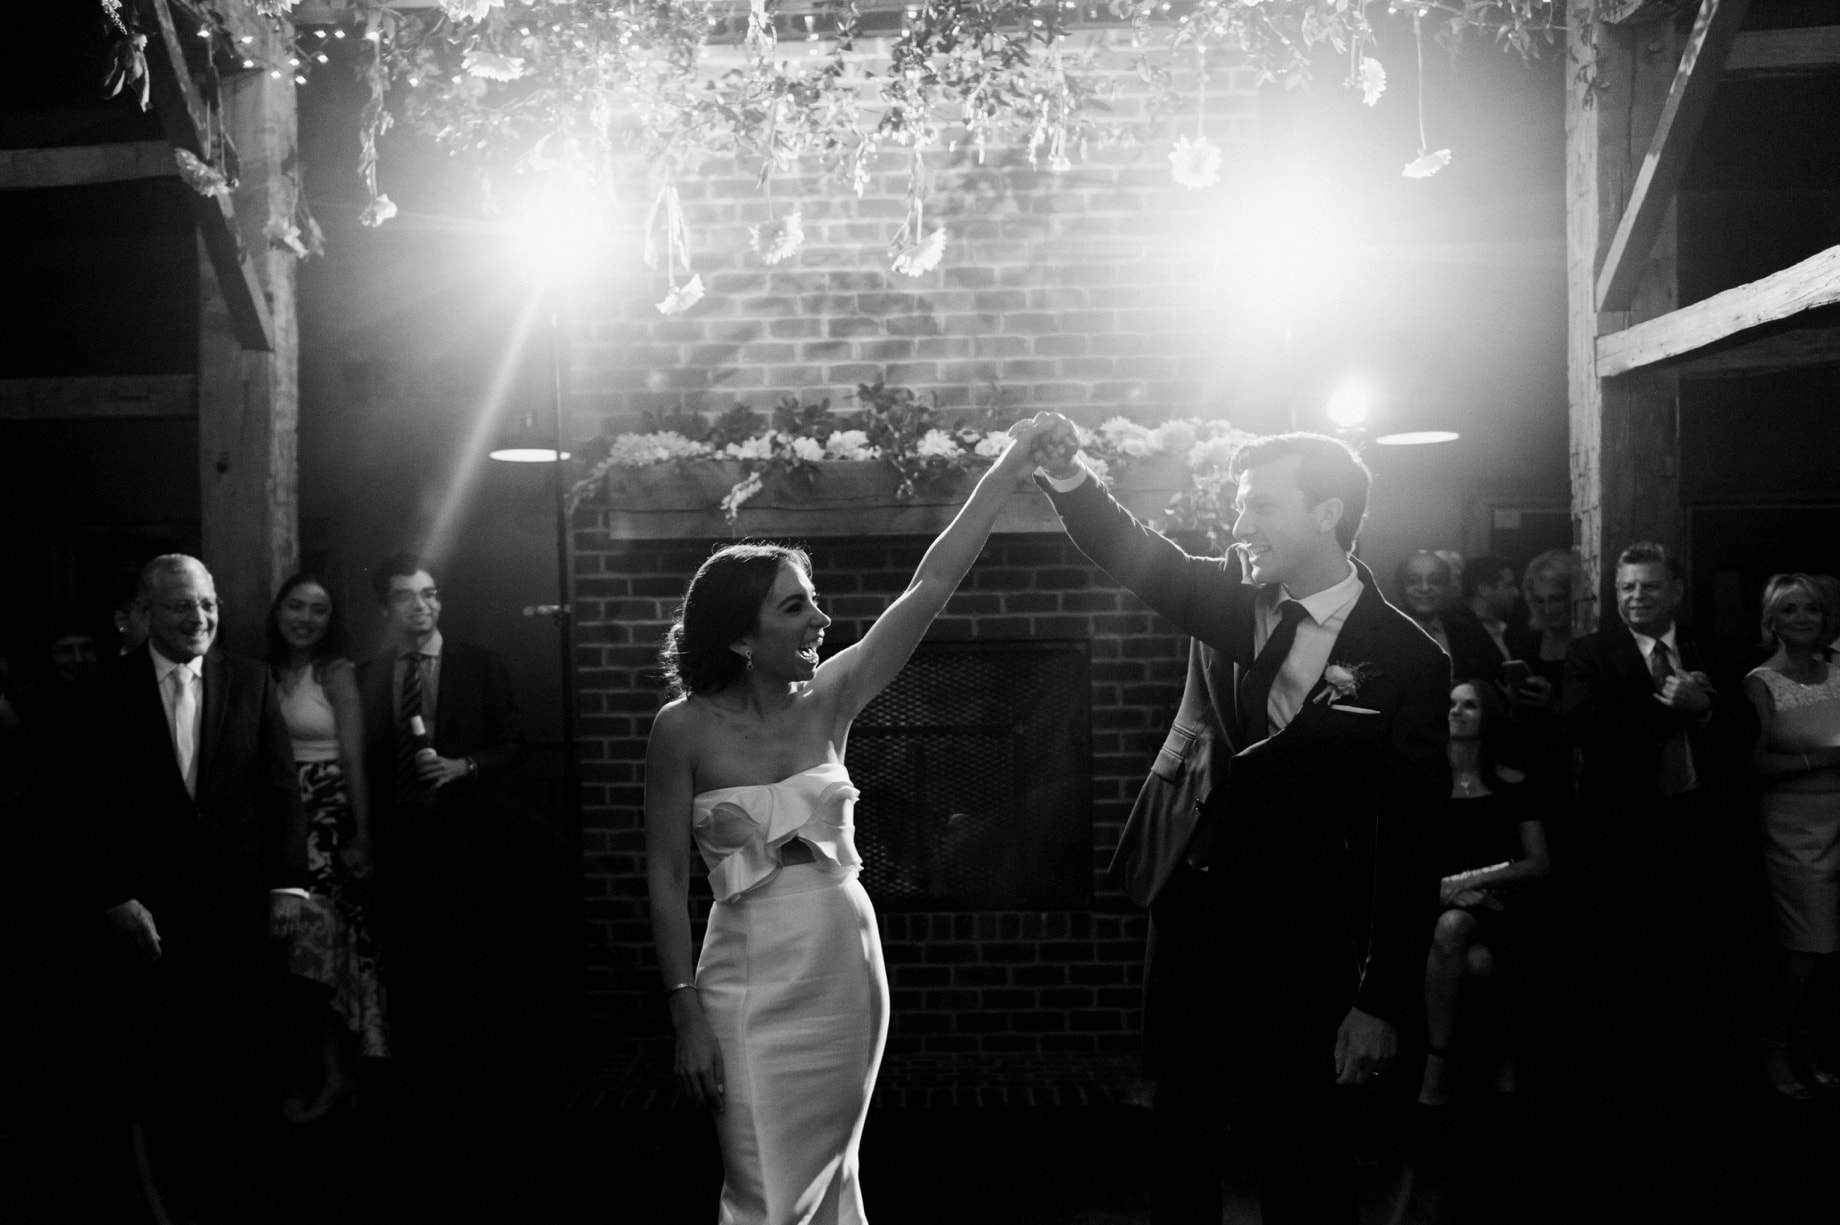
left=818, top=425, right=1044, bottom=721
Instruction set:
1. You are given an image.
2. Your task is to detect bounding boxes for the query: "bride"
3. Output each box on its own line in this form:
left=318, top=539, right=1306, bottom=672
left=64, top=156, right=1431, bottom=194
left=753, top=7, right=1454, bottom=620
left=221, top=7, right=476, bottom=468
left=645, top=427, right=1040, bottom=1223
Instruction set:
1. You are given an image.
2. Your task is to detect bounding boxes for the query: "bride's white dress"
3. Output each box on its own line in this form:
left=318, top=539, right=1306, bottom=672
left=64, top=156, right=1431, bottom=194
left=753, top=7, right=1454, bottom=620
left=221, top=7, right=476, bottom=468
left=692, top=762, right=889, bottom=1225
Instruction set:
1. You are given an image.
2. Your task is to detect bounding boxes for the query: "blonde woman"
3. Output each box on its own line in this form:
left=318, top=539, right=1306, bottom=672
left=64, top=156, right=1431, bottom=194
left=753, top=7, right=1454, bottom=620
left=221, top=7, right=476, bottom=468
left=1743, top=573, right=1840, bottom=1099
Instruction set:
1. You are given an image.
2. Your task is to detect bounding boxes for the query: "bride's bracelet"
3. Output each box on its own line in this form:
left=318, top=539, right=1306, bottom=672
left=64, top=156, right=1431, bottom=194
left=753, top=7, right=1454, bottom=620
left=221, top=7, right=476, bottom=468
left=665, top=981, right=697, bottom=996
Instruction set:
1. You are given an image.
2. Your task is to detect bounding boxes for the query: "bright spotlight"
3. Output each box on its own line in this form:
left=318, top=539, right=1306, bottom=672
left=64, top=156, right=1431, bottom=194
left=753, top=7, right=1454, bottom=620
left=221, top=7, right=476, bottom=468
left=1374, top=430, right=1460, bottom=446
left=1325, top=384, right=1372, bottom=430
left=502, top=176, right=613, bottom=286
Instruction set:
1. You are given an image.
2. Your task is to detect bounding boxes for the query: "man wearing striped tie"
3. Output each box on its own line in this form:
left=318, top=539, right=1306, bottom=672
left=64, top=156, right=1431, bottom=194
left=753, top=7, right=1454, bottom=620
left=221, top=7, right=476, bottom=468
left=357, top=552, right=526, bottom=1202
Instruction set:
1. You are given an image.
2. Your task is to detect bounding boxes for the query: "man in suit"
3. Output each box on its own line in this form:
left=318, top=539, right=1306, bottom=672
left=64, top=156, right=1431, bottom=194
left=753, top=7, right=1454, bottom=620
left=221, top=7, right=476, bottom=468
left=1455, top=553, right=1519, bottom=665
left=1018, top=419, right=1450, bottom=1224
left=88, top=554, right=308, bottom=1216
left=1398, top=549, right=1502, bottom=684
left=357, top=552, right=528, bottom=1211
left=1562, top=541, right=1734, bottom=1090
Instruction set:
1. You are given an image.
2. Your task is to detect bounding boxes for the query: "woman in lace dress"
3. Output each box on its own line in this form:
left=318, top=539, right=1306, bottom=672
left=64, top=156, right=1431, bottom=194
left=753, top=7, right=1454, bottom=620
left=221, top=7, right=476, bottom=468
left=1743, top=573, right=1840, bottom=1099
left=645, top=430, right=1040, bottom=1224
left=266, top=574, right=387, bottom=1120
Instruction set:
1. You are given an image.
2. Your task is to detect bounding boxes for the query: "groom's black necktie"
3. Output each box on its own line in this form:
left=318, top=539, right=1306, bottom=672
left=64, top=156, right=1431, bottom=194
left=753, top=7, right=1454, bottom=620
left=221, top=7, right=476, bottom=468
left=1237, top=599, right=1309, bottom=744
left=1186, top=599, right=1310, bottom=871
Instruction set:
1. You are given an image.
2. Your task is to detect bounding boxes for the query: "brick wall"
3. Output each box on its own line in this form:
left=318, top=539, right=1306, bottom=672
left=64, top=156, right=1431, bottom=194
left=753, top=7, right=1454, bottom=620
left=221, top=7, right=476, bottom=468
left=560, top=43, right=1266, bottom=1065
left=574, top=527, right=1194, bottom=1058
left=559, top=46, right=1271, bottom=439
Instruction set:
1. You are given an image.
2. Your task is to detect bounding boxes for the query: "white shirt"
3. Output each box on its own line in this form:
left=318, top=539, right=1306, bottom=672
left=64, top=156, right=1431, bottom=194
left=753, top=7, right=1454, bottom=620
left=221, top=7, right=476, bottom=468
left=1255, top=563, right=1365, bottom=732
left=150, top=649, right=203, bottom=794
left=146, top=648, right=311, bottom=902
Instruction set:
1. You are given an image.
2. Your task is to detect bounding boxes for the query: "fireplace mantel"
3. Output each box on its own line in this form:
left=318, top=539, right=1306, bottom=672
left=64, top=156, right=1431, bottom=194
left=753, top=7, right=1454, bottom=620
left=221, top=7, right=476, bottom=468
left=589, top=459, right=1188, bottom=539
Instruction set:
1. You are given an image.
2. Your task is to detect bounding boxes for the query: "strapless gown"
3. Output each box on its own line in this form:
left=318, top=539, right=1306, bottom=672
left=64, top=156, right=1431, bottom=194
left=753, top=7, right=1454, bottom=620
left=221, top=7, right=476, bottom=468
left=692, top=762, right=889, bottom=1225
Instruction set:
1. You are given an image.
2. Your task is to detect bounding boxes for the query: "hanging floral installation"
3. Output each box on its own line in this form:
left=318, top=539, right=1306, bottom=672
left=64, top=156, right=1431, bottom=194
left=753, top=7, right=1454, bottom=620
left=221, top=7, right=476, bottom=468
left=1166, top=46, right=1220, bottom=191
left=105, top=1, right=1597, bottom=293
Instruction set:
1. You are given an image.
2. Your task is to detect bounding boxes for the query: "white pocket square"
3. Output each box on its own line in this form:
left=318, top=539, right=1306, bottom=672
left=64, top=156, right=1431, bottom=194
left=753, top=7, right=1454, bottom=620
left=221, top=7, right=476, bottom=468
left=1328, top=704, right=1382, bottom=715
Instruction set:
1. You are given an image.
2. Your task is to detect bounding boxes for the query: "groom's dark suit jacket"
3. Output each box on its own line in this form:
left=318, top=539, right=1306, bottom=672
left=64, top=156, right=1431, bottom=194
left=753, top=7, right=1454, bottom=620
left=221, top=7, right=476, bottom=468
left=1044, top=476, right=1450, bottom=1065
left=87, top=644, right=307, bottom=962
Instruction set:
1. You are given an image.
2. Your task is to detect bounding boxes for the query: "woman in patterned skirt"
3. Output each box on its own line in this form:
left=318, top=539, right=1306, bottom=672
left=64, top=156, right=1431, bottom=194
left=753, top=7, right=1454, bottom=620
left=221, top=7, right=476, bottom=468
left=267, top=573, right=388, bottom=1118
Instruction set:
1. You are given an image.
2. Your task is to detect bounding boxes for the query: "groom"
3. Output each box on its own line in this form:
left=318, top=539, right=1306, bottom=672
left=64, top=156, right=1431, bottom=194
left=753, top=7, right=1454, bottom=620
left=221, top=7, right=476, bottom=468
left=1020, top=418, right=1449, bottom=1224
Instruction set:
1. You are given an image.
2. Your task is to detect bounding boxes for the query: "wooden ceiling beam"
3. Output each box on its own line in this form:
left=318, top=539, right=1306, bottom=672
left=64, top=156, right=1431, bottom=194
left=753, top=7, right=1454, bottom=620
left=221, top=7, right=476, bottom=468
left=137, top=0, right=274, bottom=352
left=1596, top=0, right=1750, bottom=315
left=1672, top=324, right=1840, bottom=378
left=1725, top=26, right=1840, bottom=77
left=1597, top=243, right=1840, bottom=377
left=0, top=141, right=176, bottom=191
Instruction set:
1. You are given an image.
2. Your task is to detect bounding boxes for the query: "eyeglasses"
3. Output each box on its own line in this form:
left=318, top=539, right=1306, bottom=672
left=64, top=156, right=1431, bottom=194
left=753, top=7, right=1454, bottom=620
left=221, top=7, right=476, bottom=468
left=157, top=599, right=218, bottom=617
left=389, top=588, right=439, bottom=605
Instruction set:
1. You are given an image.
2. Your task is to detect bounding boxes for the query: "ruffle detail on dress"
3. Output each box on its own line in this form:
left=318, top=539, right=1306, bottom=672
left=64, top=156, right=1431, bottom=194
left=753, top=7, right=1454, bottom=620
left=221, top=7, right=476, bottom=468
left=696, top=765, right=862, bottom=901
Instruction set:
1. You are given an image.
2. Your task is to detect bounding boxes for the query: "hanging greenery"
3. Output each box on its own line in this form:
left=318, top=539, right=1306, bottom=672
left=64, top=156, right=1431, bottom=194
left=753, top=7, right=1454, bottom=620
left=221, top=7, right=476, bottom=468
left=113, top=1, right=1599, bottom=290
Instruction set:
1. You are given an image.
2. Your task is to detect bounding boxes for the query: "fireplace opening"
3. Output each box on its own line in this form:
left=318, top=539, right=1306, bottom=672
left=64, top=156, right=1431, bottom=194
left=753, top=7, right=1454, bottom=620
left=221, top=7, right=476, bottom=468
left=847, top=639, right=1092, bottom=910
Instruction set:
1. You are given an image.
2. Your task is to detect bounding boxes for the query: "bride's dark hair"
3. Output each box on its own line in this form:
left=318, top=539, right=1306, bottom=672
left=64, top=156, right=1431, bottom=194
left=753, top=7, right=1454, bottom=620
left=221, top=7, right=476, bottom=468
left=661, top=542, right=812, bottom=697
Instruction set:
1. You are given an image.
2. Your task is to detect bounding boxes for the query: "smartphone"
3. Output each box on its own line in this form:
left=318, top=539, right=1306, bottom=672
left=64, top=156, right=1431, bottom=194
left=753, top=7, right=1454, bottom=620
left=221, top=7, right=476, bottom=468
left=1500, top=659, right=1532, bottom=686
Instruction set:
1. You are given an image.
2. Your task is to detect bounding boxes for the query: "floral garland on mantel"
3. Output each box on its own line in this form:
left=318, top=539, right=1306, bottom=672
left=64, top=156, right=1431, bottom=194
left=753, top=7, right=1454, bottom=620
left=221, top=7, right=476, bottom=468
left=108, top=1, right=1596, bottom=307
left=570, top=379, right=1256, bottom=548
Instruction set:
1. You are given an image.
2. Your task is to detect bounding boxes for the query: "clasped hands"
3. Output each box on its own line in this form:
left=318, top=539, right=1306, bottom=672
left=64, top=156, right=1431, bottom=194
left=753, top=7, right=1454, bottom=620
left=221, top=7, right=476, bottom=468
left=1655, top=670, right=1713, bottom=716
left=1004, top=412, right=1083, bottom=479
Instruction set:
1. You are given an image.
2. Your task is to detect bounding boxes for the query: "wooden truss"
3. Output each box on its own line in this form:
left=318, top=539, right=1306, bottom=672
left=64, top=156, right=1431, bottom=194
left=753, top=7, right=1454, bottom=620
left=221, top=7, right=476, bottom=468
left=1567, top=0, right=1840, bottom=615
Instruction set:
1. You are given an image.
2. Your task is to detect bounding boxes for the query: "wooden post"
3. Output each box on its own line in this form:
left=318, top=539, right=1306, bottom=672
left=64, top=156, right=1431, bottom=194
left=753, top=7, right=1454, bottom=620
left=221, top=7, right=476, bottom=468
left=197, top=16, right=299, bottom=653
left=1566, top=16, right=1687, bottom=629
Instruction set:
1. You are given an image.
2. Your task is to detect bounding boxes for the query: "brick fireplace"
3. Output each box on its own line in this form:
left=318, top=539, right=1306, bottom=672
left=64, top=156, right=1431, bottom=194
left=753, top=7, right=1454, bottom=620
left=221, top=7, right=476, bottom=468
left=572, top=525, right=1192, bottom=1065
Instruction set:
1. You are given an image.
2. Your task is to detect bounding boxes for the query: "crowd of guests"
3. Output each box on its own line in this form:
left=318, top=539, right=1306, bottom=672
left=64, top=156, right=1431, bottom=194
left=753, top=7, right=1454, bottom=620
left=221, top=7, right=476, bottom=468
left=4, top=529, right=1836, bottom=1218
left=0, top=551, right=537, bottom=1222
left=1387, top=543, right=1840, bottom=1112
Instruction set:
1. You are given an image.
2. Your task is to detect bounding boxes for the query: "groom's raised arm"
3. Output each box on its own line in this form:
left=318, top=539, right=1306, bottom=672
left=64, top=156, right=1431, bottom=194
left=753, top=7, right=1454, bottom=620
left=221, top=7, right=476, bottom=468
left=1036, top=468, right=1248, bottom=649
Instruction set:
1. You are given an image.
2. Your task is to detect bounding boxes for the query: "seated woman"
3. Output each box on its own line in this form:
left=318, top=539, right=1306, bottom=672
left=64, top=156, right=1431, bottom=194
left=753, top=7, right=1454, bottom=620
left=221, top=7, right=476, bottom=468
left=1742, top=573, right=1840, bottom=1100
left=1418, top=679, right=1552, bottom=1107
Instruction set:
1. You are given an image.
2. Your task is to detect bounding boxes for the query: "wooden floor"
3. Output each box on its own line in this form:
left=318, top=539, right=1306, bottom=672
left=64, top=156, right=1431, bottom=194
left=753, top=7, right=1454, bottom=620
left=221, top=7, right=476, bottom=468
left=10, top=1062, right=1839, bottom=1224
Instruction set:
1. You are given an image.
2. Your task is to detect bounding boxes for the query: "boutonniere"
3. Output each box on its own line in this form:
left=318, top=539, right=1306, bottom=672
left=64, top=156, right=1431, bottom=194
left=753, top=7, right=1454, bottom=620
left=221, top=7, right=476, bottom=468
left=1315, top=660, right=1381, bottom=704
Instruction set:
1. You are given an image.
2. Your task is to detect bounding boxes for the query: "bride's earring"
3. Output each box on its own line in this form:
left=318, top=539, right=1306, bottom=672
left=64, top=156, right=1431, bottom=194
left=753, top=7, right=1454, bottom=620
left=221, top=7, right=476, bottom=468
left=742, top=649, right=753, bottom=671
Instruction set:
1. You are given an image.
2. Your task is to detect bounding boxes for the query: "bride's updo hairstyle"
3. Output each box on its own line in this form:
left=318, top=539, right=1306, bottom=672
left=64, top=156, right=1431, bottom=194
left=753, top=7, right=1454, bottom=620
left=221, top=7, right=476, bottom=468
left=662, top=542, right=813, bottom=697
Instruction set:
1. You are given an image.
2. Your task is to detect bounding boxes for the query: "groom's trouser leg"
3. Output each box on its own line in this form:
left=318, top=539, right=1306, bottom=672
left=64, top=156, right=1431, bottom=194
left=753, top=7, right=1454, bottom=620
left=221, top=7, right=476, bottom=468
left=1239, top=1078, right=1355, bottom=1225
left=1144, top=863, right=1227, bottom=1223
left=1150, top=1072, right=1227, bottom=1224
